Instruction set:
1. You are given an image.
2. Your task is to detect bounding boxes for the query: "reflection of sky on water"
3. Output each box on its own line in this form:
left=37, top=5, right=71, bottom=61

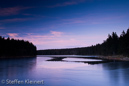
left=63, top=58, right=102, bottom=62
left=0, top=56, right=129, bottom=86
left=37, top=61, right=88, bottom=69
left=0, top=57, right=36, bottom=79
left=101, top=62, right=129, bottom=86
left=35, top=57, right=129, bottom=86
left=36, top=57, right=89, bottom=69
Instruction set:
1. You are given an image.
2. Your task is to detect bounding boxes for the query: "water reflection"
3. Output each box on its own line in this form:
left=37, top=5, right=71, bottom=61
left=0, top=56, right=129, bottom=86
left=101, top=62, right=129, bottom=86
left=0, top=57, right=36, bottom=79
left=64, top=58, right=102, bottom=61
left=102, top=62, right=129, bottom=70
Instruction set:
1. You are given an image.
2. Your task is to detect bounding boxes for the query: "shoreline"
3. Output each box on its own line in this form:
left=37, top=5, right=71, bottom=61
left=39, top=55, right=129, bottom=62
left=97, top=55, right=129, bottom=61
left=1, top=55, right=129, bottom=62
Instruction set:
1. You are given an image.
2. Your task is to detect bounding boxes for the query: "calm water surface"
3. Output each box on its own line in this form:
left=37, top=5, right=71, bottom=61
left=0, top=55, right=129, bottom=86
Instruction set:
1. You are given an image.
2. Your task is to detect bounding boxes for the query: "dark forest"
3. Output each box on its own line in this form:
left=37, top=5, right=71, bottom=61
left=0, top=36, right=36, bottom=58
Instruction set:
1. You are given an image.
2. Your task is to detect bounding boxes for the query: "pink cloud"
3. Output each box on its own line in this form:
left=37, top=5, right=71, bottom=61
left=0, top=6, right=31, bottom=16
left=7, top=33, right=19, bottom=38
left=47, top=0, right=85, bottom=8
left=61, top=18, right=86, bottom=25
left=50, top=31, right=63, bottom=37
left=6, top=31, right=106, bottom=50
left=0, top=18, right=33, bottom=22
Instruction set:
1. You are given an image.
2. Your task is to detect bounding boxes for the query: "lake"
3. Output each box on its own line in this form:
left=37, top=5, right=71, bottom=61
left=0, top=55, right=129, bottom=86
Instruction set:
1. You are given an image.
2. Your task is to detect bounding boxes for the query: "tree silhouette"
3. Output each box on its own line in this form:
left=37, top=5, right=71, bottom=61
left=37, top=28, right=129, bottom=57
left=0, top=36, right=36, bottom=57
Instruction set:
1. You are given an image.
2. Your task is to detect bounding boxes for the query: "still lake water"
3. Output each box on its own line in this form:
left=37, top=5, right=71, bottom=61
left=0, top=55, right=129, bottom=86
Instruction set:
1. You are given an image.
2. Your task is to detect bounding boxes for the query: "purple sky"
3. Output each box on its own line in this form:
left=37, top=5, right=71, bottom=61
left=0, top=0, right=129, bottom=50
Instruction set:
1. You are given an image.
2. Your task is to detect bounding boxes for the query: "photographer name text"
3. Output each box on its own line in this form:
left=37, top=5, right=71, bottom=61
left=1, top=79, right=44, bottom=85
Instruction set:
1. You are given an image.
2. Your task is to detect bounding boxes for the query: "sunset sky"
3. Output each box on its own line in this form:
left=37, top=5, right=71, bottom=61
left=0, top=0, right=129, bottom=50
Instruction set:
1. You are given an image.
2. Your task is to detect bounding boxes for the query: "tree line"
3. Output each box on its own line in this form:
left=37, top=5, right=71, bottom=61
left=0, top=36, right=36, bottom=57
left=37, top=28, right=129, bottom=56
